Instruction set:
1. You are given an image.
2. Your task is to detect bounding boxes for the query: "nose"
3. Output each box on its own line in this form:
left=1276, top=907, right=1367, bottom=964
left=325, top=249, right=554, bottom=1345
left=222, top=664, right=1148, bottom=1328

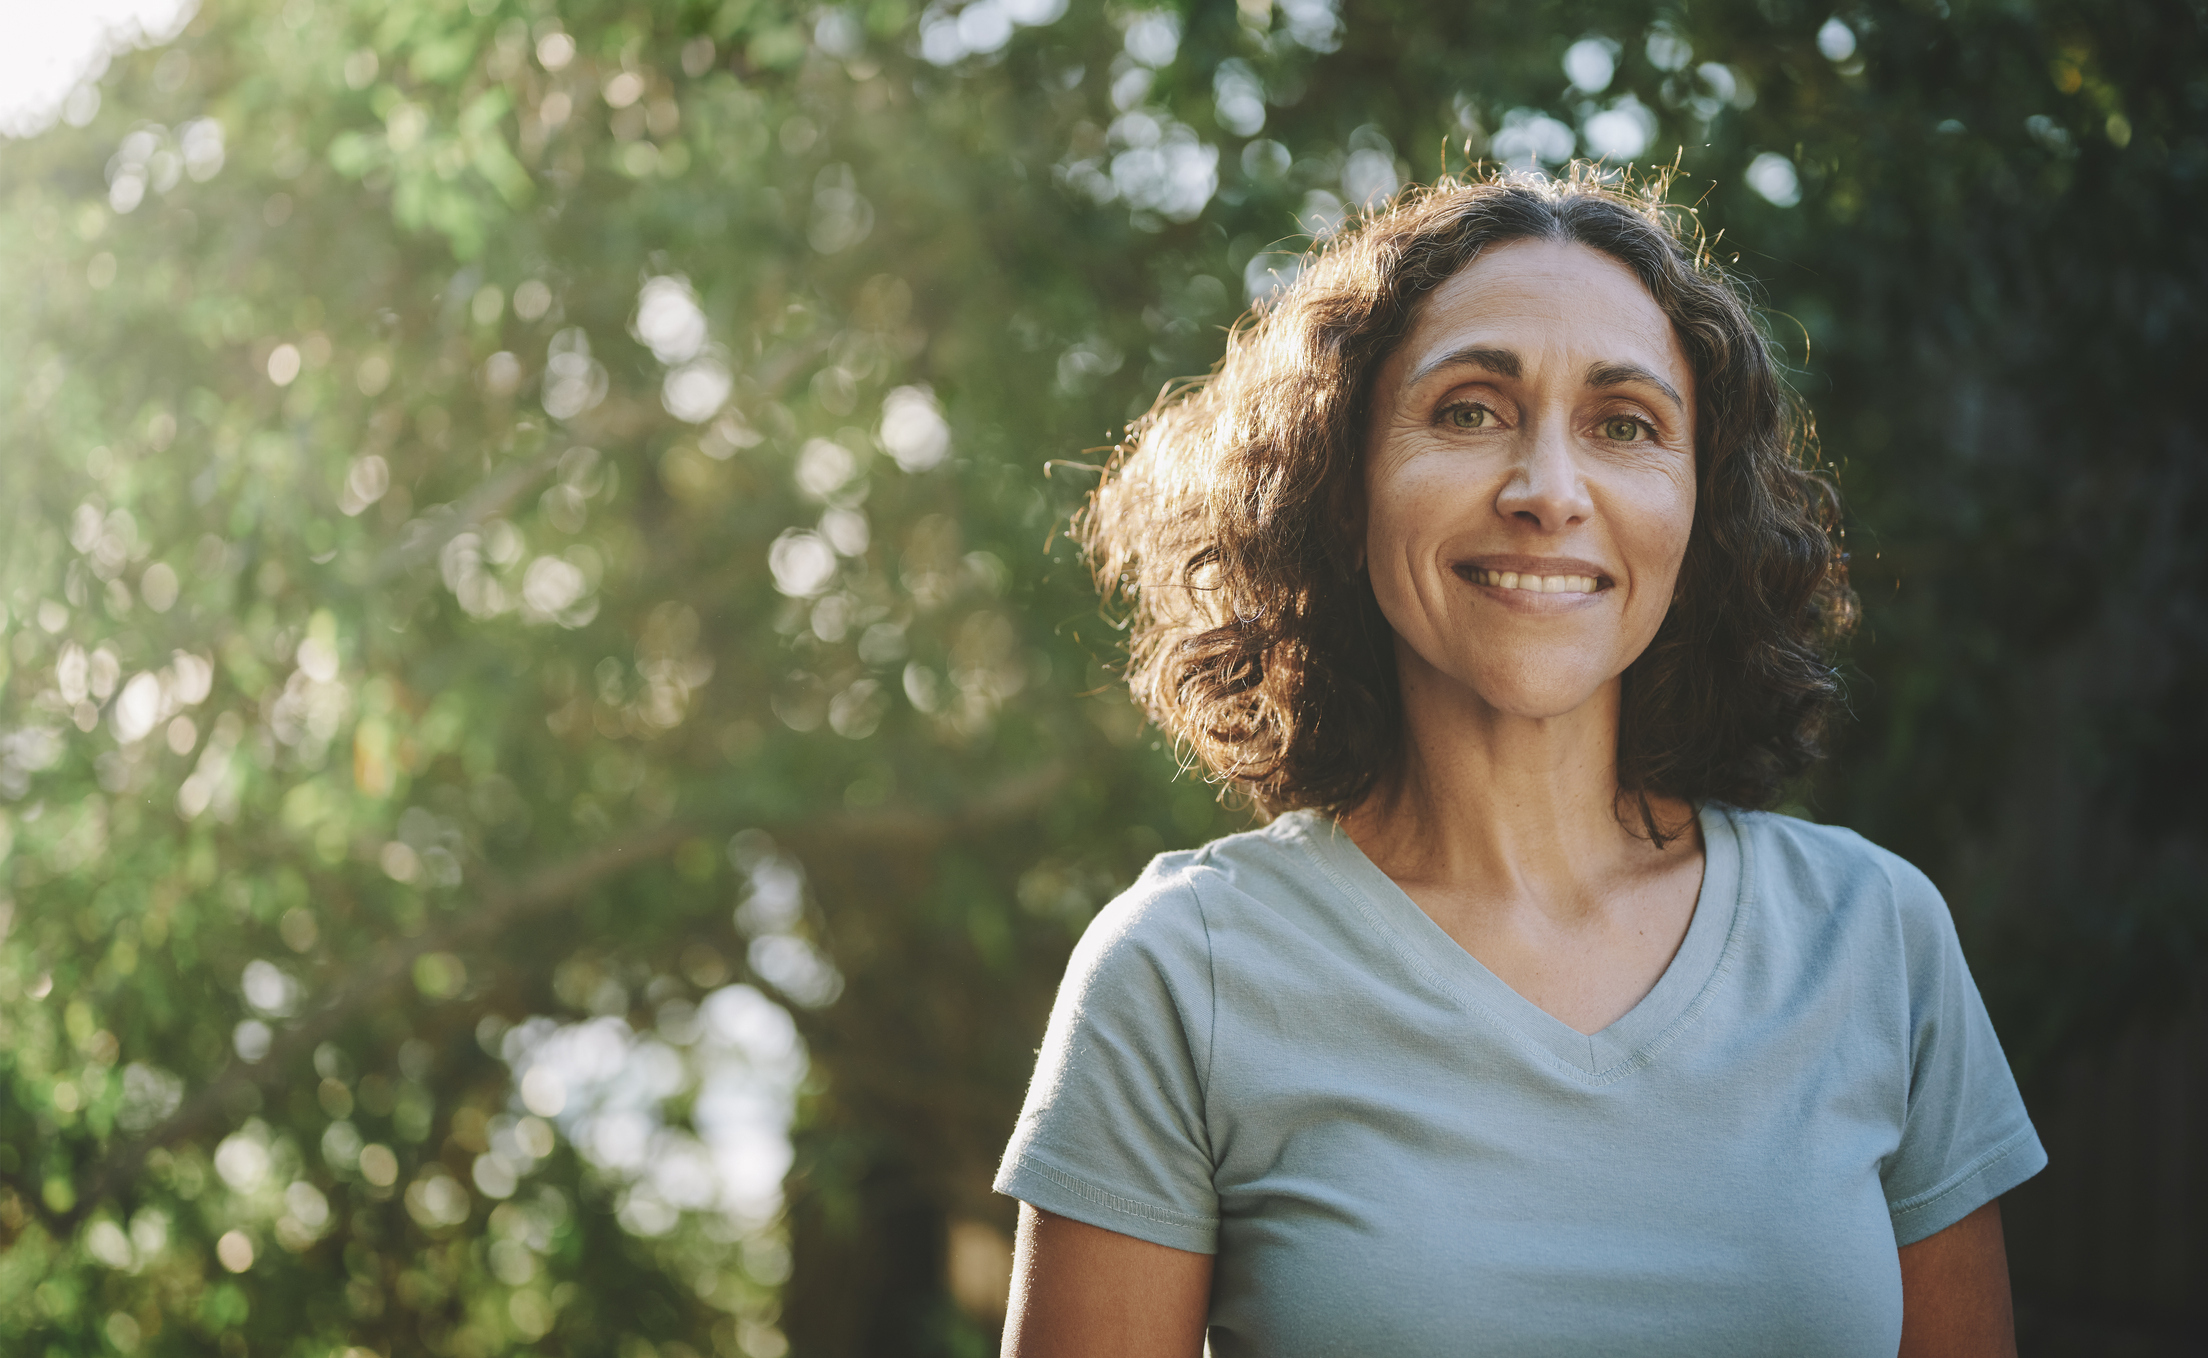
left=1493, top=415, right=1593, bottom=532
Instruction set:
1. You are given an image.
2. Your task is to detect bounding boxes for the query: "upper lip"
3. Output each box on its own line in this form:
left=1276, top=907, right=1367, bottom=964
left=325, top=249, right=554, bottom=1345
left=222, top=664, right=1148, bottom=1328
left=1454, top=554, right=1613, bottom=583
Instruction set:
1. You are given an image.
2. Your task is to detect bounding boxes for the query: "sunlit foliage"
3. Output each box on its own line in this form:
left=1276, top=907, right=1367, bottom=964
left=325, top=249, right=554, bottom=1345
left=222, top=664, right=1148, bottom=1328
left=0, top=0, right=2199, bottom=1353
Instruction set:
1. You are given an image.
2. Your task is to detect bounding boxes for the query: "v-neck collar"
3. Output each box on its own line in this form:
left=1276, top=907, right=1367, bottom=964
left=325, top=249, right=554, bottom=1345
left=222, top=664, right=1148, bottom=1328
left=1283, top=802, right=1749, bottom=1083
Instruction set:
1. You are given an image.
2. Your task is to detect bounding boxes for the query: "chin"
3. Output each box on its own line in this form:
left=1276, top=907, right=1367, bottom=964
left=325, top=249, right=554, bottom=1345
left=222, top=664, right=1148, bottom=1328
left=1445, top=654, right=1616, bottom=722
left=1477, top=685, right=1607, bottom=722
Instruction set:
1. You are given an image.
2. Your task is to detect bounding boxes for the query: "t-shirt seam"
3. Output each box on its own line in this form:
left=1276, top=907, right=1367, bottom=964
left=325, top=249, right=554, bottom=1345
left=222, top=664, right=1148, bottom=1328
left=1001, top=1150, right=1220, bottom=1229
left=1886, top=1122, right=2038, bottom=1223
left=1612, top=801, right=1757, bottom=1077
left=1185, top=874, right=1221, bottom=1157
left=1889, top=852, right=1922, bottom=1117
left=1880, top=845, right=1954, bottom=1121
left=1537, top=802, right=1753, bottom=1085
left=1290, top=819, right=1460, bottom=1001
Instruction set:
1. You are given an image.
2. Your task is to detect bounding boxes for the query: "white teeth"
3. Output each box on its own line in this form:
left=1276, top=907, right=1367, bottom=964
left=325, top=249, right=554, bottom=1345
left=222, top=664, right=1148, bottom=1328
left=1471, top=569, right=1600, bottom=594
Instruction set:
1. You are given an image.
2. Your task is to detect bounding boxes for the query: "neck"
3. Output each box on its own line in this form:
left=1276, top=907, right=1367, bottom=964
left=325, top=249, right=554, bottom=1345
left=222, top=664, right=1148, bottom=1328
left=1340, top=645, right=1686, bottom=921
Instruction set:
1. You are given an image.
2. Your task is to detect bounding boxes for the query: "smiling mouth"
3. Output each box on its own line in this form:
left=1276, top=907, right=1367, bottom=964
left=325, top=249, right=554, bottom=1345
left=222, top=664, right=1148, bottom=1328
left=1457, top=566, right=1608, bottom=595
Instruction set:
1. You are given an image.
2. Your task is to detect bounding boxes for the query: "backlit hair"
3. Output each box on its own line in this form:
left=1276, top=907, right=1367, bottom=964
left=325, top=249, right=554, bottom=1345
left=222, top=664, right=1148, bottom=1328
left=1076, top=168, right=1857, bottom=833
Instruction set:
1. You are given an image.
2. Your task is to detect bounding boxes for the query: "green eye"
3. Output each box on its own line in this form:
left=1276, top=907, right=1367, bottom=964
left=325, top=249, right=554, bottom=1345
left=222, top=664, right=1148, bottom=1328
left=1602, top=416, right=1646, bottom=441
left=1446, top=405, right=1490, bottom=429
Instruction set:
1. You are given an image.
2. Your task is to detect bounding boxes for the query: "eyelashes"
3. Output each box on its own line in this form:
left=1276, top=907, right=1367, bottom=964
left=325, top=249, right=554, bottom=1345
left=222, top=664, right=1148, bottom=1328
left=1438, top=401, right=1496, bottom=430
left=1431, top=402, right=1667, bottom=443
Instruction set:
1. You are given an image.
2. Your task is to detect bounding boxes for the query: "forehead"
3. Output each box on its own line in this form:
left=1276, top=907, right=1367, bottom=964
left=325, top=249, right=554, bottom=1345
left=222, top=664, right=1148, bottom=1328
left=1387, top=237, right=1689, bottom=386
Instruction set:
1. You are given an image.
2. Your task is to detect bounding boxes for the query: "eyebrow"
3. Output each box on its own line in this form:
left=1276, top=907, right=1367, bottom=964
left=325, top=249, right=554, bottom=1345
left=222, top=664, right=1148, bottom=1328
left=1407, top=345, right=1521, bottom=386
left=1406, top=346, right=1687, bottom=415
left=1584, top=360, right=1685, bottom=413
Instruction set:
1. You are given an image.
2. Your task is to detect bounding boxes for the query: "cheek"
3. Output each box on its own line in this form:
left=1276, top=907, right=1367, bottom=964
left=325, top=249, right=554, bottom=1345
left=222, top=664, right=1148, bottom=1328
left=1652, top=495, right=1695, bottom=572
left=1620, top=448, right=1696, bottom=542
left=1363, top=444, right=1470, bottom=548
left=1361, top=464, right=1457, bottom=599
left=1359, top=460, right=1417, bottom=573
left=1662, top=473, right=1697, bottom=569
left=1616, top=468, right=1696, bottom=601
left=1357, top=493, right=1430, bottom=632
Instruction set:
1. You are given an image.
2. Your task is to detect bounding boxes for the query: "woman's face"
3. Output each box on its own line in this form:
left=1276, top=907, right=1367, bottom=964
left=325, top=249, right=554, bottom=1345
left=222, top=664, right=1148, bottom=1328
left=1361, top=238, right=1698, bottom=722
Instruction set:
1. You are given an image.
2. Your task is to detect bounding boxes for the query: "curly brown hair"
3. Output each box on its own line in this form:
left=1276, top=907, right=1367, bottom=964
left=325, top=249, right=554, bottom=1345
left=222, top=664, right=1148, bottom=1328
left=1076, top=169, right=1857, bottom=827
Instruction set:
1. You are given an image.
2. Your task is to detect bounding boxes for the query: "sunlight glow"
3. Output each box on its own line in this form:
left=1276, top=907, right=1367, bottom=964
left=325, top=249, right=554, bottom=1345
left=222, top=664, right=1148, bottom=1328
left=0, top=0, right=197, bottom=138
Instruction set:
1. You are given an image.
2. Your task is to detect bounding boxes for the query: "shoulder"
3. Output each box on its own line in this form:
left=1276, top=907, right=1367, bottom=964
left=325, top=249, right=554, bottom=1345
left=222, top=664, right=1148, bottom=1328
left=1069, top=814, right=1321, bottom=980
left=1721, top=805, right=1957, bottom=953
left=1727, top=806, right=1936, bottom=900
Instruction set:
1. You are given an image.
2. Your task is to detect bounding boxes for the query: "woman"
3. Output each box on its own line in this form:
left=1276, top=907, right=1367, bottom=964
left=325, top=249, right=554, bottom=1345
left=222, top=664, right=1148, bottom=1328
left=994, top=173, right=2043, bottom=1357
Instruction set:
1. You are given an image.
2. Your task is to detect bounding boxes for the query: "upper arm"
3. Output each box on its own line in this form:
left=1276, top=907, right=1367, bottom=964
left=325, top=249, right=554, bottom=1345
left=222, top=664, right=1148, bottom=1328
left=1874, top=848, right=2045, bottom=1243
left=1002, top=1203, right=1213, bottom=1358
left=1896, top=1199, right=2016, bottom=1358
left=994, top=879, right=1222, bottom=1251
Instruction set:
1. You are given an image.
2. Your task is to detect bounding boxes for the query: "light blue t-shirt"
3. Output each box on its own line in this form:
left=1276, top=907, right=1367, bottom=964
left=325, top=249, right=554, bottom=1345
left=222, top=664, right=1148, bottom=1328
left=994, top=804, right=2045, bottom=1357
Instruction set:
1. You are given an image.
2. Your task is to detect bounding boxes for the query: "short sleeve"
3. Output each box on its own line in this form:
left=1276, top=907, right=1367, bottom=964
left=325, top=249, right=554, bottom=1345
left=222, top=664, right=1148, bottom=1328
left=993, top=867, right=1220, bottom=1254
left=1879, top=859, right=2047, bottom=1246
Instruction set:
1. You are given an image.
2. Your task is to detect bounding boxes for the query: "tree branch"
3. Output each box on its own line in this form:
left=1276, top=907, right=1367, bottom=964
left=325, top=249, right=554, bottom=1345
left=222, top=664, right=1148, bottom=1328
left=356, top=446, right=562, bottom=586
left=50, top=762, right=1068, bottom=1231
left=782, top=762, right=1070, bottom=853
left=57, top=821, right=691, bottom=1232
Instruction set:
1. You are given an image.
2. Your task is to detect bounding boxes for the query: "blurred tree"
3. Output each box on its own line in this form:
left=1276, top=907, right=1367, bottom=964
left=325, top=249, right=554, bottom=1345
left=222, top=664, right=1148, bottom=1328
left=0, top=0, right=2198, bottom=1355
